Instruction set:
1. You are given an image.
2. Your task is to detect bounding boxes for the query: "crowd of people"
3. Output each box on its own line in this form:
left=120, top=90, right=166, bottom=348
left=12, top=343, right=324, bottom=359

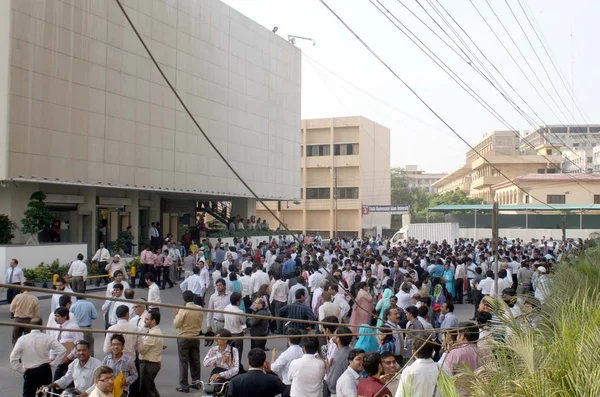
left=6, top=233, right=572, bottom=397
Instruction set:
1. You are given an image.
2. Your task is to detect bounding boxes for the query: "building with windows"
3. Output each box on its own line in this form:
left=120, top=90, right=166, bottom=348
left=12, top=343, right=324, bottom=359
left=562, top=148, right=594, bottom=174
left=256, top=116, right=391, bottom=238
left=432, top=130, right=561, bottom=202
left=0, top=0, right=301, bottom=252
left=493, top=173, right=600, bottom=205
left=594, top=146, right=600, bottom=173
left=404, top=165, right=446, bottom=193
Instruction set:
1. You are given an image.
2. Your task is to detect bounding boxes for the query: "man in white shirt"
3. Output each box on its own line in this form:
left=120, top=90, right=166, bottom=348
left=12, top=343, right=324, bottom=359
left=397, top=337, right=449, bottom=397
left=5, top=258, right=25, bottom=312
left=308, top=264, right=324, bottom=292
left=10, top=317, right=67, bottom=397
left=318, top=291, right=341, bottom=323
left=270, top=272, right=289, bottom=334
left=50, top=277, right=77, bottom=314
left=144, top=273, right=161, bottom=310
left=249, top=264, right=270, bottom=296
left=180, top=266, right=207, bottom=306
left=341, top=263, right=356, bottom=289
left=105, top=271, right=130, bottom=297
left=490, top=269, right=513, bottom=298
left=288, top=338, right=325, bottom=397
left=102, top=283, right=131, bottom=328
left=224, top=292, right=246, bottom=358
left=129, top=302, right=149, bottom=332
left=336, top=348, right=365, bottom=397
left=103, top=305, right=142, bottom=358
left=68, top=254, right=88, bottom=293
left=92, top=242, right=111, bottom=286
left=454, top=261, right=466, bottom=304
left=476, top=270, right=495, bottom=297
left=239, top=267, right=252, bottom=300
left=44, top=340, right=102, bottom=396
left=241, top=255, right=254, bottom=272
left=206, top=279, right=231, bottom=332
left=329, top=284, right=350, bottom=320
left=270, top=329, right=304, bottom=386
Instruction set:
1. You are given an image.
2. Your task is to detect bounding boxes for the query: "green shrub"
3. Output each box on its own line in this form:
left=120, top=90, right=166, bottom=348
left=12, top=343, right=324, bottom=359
left=0, top=214, right=17, bottom=244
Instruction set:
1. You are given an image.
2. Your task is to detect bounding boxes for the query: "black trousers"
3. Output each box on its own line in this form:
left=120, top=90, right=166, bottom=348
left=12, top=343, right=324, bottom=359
left=231, top=332, right=244, bottom=360
left=129, top=355, right=141, bottom=397
left=53, top=362, right=72, bottom=394
left=154, top=267, right=162, bottom=286
left=140, top=361, right=161, bottom=397
left=12, top=317, right=31, bottom=345
left=454, top=278, right=464, bottom=303
left=7, top=283, right=21, bottom=304
left=250, top=338, right=267, bottom=351
left=161, top=267, right=173, bottom=288
left=177, top=338, right=200, bottom=388
left=271, top=301, right=286, bottom=334
left=138, top=265, right=150, bottom=287
left=95, top=262, right=109, bottom=286
left=23, top=363, right=52, bottom=397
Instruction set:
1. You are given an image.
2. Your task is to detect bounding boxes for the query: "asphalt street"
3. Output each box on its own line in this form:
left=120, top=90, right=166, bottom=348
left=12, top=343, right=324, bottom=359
left=0, top=284, right=475, bottom=396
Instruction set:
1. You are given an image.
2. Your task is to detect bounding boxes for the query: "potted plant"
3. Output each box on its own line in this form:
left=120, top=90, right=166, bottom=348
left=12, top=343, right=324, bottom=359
left=0, top=214, right=17, bottom=244
left=35, top=266, right=53, bottom=288
left=21, top=192, right=55, bottom=245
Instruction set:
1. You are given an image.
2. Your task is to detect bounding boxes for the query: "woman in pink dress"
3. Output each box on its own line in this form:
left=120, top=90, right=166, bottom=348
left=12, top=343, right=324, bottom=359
left=349, top=282, right=374, bottom=333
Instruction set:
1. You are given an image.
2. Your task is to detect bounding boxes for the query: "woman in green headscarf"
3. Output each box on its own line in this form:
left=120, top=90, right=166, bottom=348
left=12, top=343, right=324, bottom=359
left=375, top=288, right=394, bottom=326
left=433, top=283, right=447, bottom=306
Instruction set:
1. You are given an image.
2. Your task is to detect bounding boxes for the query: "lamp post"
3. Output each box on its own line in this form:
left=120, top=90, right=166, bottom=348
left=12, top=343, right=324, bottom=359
left=327, top=165, right=338, bottom=239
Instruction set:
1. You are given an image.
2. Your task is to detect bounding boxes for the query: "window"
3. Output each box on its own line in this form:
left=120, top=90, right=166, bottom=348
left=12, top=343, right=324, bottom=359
left=537, top=169, right=546, bottom=174
left=595, top=195, right=600, bottom=204
left=334, top=143, right=359, bottom=155
left=306, top=188, right=330, bottom=199
left=300, top=188, right=303, bottom=199
left=546, top=149, right=553, bottom=155
left=547, top=195, right=566, bottom=204
left=547, top=168, right=557, bottom=174
left=335, top=187, right=359, bottom=199
left=573, top=143, right=580, bottom=147
left=306, top=145, right=330, bottom=157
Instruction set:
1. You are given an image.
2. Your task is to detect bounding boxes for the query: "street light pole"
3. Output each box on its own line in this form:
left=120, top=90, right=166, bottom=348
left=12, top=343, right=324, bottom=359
left=328, top=165, right=338, bottom=239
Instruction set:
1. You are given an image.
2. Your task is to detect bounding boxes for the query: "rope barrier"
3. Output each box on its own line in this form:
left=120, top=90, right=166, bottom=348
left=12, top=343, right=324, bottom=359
left=0, top=282, right=475, bottom=335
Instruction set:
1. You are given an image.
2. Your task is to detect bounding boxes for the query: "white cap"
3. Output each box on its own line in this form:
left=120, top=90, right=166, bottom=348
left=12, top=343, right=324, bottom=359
left=537, top=266, right=547, bottom=274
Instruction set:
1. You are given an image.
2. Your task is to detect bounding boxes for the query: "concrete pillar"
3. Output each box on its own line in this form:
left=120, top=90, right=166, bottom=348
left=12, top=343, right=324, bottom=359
left=230, top=198, right=256, bottom=221
left=125, top=190, right=139, bottom=254
left=78, top=187, right=97, bottom=257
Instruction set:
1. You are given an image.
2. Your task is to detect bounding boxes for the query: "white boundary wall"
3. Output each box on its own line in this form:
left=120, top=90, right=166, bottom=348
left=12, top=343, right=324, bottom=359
left=0, top=244, right=88, bottom=279
left=459, top=228, right=599, bottom=241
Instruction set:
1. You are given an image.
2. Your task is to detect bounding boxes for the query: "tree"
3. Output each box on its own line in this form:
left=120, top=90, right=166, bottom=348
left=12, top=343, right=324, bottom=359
left=389, top=167, right=482, bottom=227
left=21, top=191, right=55, bottom=245
left=0, top=214, right=17, bottom=244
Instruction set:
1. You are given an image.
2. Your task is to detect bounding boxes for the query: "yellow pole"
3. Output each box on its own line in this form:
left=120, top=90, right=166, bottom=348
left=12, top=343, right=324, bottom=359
left=53, top=274, right=59, bottom=285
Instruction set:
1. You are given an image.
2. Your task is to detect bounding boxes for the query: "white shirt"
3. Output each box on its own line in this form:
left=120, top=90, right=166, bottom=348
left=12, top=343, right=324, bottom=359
left=477, top=277, right=494, bottom=295
left=102, top=297, right=132, bottom=326
left=319, top=302, right=341, bottom=322
left=5, top=266, right=25, bottom=284
left=308, top=272, right=325, bottom=291
left=336, top=366, right=361, bottom=397
left=288, top=354, right=325, bottom=397
left=490, top=277, right=513, bottom=298
left=55, top=357, right=103, bottom=395
left=397, top=358, right=449, bottom=397
left=223, top=303, right=246, bottom=334
left=239, top=275, right=252, bottom=296
left=106, top=280, right=130, bottom=297
left=130, top=310, right=149, bottom=333
left=103, top=319, right=143, bottom=357
left=10, top=330, right=66, bottom=373
left=51, top=287, right=77, bottom=313
left=333, top=292, right=350, bottom=319
left=312, top=287, right=324, bottom=313
left=271, top=345, right=303, bottom=385
left=249, top=270, right=270, bottom=295
left=147, top=283, right=161, bottom=307
left=92, top=248, right=111, bottom=262
left=396, top=290, right=413, bottom=311
left=199, top=267, right=210, bottom=291
left=241, top=260, right=253, bottom=271
left=48, top=320, right=83, bottom=347
left=68, top=260, right=88, bottom=279
left=212, top=269, right=223, bottom=288
left=180, top=274, right=206, bottom=296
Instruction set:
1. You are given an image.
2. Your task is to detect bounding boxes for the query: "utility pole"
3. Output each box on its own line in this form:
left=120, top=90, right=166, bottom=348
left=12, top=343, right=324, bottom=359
left=562, top=214, right=566, bottom=242
left=492, top=201, right=499, bottom=296
left=333, top=167, right=338, bottom=239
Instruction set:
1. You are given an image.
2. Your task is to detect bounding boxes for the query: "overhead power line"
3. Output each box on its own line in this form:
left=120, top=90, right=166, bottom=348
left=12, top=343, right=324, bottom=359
left=366, top=0, right=597, bottom=198
left=318, top=0, right=558, bottom=210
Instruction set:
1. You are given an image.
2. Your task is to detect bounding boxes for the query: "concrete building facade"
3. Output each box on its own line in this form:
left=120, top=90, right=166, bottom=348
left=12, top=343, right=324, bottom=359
left=404, top=165, right=446, bottom=193
left=493, top=174, right=600, bottom=205
left=433, top=130, right=561, bottom=202
left=0, top=0, right=301, bottom=253
left=257, top=116, right=391, bottom=238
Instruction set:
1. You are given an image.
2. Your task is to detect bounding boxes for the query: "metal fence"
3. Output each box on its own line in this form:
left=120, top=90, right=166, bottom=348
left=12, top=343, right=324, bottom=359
left=445, top=213, right=600, bottom=229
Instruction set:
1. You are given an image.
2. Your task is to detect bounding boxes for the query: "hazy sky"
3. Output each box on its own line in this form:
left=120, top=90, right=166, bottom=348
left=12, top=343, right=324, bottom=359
left=221, top=0, right=600, bottom=173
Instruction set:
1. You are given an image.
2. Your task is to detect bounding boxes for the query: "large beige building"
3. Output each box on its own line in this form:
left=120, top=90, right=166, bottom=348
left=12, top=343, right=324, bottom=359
left=433, top=131, right=561, bottom=202
left=257, top=116, right=391, bottom=238
left=0, top=0, right=301, bottom=251
left=493, top=174, right=600, bottom=205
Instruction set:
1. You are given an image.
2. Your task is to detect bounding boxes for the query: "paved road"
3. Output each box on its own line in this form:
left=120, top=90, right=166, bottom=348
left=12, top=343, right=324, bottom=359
left=0, top=285, right=475, bottom=396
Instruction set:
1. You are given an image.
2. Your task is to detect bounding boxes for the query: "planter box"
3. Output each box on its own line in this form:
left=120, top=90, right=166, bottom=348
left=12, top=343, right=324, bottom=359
left=0, top=243, right=88, bottom=281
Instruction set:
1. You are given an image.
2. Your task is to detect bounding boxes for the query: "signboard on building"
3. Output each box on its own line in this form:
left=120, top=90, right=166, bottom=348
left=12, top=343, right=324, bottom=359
left=362, top=205, right=410, bottom=215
